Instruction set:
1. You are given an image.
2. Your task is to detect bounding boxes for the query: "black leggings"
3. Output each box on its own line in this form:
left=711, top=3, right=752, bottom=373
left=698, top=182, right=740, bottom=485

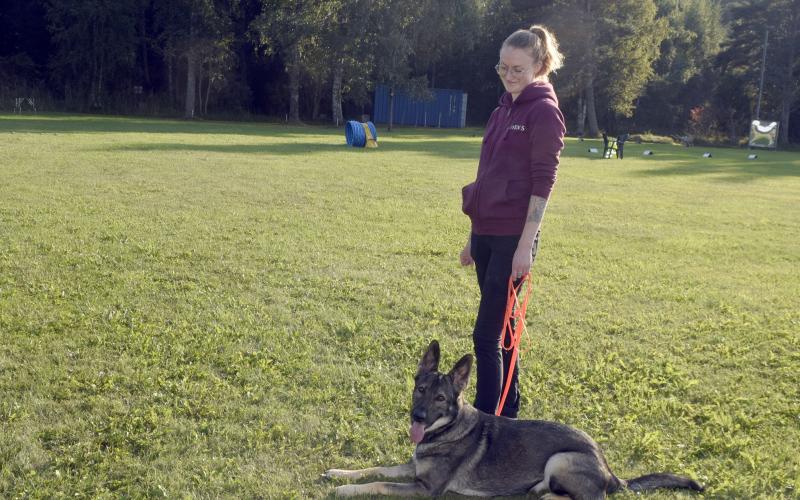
left=470, top=232, right=539, bottom=418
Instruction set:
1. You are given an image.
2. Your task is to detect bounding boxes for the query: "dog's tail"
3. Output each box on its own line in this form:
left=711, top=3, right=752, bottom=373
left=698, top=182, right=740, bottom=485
left=620, top=473, right=704, bottom=493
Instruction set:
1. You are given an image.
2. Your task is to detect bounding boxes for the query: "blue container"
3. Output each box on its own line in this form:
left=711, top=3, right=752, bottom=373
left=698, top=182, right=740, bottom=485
left=373, top=85, right=468, bottom=128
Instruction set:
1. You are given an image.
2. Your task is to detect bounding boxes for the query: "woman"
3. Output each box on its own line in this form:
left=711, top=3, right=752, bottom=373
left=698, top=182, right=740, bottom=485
left=460, top=25, right=565, bottom=418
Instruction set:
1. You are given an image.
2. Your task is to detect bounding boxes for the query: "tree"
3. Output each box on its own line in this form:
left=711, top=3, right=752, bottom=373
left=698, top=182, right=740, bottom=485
left=318, top=0, right=374, bottom=125
left=251, top=0, right=333, bottom=123
left=3, top=0, right=795, bottom=143
left=369, top=0, right=432, bottom=130
left=0, top=0, right=51, bottom=101
left=407, top=0, right=483, bottom=89
left=542, top=1, right=597, bottom=135
left=46, top=0, right=139, bottom=110
left=155, top=0, right=236, bottom=119
left=545, top=0, right=667, bottom=136
left=632, top=0, right=726, bottom=134
left=718, top=0, right=799, bottom=144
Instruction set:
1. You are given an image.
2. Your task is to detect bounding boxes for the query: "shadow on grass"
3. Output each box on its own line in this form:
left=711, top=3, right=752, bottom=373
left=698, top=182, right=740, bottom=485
left=0, top=113, right=480, bottom=138
left=0, top=114, right=334, bottom=138
left=627, top=150, right=800, bottom=181
left=631, top=160, right=800, bottom=180
left=97, top=139, right=481, bottom=160
left=2, top=114, right=482, bottom=159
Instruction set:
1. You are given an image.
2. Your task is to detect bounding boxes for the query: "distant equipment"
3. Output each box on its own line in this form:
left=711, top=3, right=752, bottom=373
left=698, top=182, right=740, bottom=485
left=642, top=150, right=653, bottom=155
left=602, top=133, right=628, bottom=159
left=702, top=152, right=713, bottom=158
left=588, top=147, right=599, bottom=153
left=345, top=121, right=378, bottom=148
left=748, top=121, right=778, bottom=149
left=13, top=97, right=36, bottom=113
left=747, top=154, right=758, bottom=160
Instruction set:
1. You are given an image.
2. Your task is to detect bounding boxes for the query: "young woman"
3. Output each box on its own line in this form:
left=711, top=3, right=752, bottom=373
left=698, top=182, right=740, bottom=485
left=460, top=25, right=565, bottom=418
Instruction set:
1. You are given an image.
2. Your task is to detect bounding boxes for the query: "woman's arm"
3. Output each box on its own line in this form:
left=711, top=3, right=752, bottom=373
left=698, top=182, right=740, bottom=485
left=512, top=99, right=564, bottom=279
left=511, top=195, right=547, bottom=279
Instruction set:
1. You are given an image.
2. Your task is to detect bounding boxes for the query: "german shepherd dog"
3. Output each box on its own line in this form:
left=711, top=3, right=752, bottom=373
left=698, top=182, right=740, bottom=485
left=325, top=341, right=704, bottom=498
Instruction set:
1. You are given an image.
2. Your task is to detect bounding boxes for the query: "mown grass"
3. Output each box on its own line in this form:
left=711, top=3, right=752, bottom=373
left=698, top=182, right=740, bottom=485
left=0, top=114, right=798, bottom=498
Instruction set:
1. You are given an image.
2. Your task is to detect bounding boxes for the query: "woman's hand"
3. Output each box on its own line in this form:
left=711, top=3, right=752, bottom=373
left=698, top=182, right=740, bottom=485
left=511, top=244, right=532, bottom=280
left=460, top=240, right=474, bottom=266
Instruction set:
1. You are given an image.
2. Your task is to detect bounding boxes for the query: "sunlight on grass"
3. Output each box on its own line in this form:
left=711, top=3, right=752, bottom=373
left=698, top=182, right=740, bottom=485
left=1, top=114, right=798, bottom=497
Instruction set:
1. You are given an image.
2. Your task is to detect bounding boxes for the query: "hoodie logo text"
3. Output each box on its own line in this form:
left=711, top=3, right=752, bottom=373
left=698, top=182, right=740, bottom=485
left=509, top=124, right=526, bottom=132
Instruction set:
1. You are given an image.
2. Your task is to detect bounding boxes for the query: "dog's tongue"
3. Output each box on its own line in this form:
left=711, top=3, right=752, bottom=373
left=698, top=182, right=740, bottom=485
left=409, top=422, right=425, bottom=444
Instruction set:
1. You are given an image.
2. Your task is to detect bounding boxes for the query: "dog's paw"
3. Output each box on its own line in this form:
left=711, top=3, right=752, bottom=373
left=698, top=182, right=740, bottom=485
left=323, top=469, right=350, bottom=480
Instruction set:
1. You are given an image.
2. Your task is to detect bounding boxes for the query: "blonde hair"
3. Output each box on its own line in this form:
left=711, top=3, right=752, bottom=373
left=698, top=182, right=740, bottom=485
left=502, top=25, right=564, bottom=81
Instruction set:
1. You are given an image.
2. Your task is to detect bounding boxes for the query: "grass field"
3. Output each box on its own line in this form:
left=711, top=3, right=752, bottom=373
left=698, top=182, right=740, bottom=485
left=1, top=114, right=798, bottom=498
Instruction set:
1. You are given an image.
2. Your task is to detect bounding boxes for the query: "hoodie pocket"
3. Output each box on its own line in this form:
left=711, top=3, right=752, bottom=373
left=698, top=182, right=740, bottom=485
left=461, top=182, right=478, bottom=216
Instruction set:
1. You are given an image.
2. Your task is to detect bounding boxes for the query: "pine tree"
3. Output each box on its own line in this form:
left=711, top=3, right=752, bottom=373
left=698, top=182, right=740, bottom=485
left=545, top=0, right=667, bottom=136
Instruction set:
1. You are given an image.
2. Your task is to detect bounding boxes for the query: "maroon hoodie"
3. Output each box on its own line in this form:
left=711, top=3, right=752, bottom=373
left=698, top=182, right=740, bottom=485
left=462, top=82, right=565, bottom=235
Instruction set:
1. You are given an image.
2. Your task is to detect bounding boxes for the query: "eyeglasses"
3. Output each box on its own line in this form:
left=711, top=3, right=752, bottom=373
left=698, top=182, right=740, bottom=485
left=495, top=63, right=531, bottom=77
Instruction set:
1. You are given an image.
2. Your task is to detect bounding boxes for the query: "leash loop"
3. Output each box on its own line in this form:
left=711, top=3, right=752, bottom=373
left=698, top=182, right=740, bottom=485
left=495, top=273, right=533, bottom=416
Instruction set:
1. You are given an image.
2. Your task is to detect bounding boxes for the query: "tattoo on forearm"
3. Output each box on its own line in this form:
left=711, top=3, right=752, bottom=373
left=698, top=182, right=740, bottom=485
left=526, top=196, right=548, bottom=224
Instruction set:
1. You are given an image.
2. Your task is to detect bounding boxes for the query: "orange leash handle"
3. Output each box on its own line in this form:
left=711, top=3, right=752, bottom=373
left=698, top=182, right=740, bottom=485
left=495, top=274, right=533, bottom=416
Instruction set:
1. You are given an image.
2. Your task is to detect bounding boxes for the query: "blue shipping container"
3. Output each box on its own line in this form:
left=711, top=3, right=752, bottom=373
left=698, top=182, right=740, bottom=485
left=373, top=85, right=467, bottom=128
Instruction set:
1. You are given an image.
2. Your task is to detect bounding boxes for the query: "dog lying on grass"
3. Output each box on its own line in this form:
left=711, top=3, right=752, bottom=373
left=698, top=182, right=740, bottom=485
left=325, top=340, right=704, bottom=498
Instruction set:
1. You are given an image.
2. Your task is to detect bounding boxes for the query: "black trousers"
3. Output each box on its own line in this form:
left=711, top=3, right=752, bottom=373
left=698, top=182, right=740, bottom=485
left=470, top=231, right=539, bottom=418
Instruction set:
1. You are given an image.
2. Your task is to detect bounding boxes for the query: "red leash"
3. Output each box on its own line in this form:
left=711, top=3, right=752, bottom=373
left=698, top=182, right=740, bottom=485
left=495, top=273, right=533, bottom=416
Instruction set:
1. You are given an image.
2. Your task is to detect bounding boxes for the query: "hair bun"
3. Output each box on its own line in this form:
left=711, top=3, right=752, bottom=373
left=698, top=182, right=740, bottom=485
left=502, top=25, right=564, bottom=81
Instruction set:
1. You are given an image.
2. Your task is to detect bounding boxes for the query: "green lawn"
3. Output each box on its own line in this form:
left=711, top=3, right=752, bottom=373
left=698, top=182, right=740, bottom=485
left=1, top=114, right=798, bottom=498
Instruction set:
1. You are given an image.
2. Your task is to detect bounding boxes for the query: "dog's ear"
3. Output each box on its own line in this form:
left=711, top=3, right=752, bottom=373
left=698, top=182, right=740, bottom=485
left=448, top=354, right=473, bottom=393
left=417, top=340, right=440, bottom=375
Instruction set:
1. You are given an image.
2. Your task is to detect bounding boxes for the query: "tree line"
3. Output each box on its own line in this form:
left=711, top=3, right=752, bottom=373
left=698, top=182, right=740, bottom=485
left=1, top=0, right=798, bottom=144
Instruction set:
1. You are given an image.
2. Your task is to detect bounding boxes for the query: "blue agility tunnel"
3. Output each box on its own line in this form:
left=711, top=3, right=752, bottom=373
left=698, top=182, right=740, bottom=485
left=345, top=120, right=378, bottom=148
